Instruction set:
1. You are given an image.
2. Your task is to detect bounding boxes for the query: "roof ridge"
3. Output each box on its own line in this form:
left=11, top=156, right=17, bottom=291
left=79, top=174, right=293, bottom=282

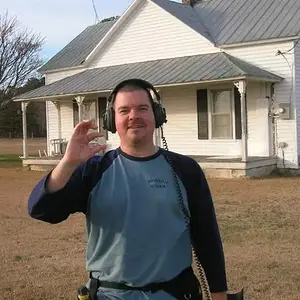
left=90, top=19, right=118, bottom=28
left=221, top=52, right=246, bottom=75
left=165, top=0, right=186, bottom=6
left=189, top=2, right=215, bottom=43
left=151, top=0, right=215, bottom=45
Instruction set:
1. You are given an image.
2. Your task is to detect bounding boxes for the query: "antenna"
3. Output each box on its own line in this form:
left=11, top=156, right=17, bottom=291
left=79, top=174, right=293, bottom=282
left=91, top=0, right=100, bottom=23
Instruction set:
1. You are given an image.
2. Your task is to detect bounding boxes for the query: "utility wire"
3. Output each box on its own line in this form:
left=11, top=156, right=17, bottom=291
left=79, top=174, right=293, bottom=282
left=278, top=39, right=300, bottom=55
left=91, top=0, right=100, bottom=23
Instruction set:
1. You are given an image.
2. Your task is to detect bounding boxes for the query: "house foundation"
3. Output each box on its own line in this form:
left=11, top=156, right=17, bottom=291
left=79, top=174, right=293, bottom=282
left=22, top=155, right=278, bottom=178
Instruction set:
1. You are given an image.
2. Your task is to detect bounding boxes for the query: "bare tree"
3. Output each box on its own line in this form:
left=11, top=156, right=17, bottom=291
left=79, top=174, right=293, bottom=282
left=0, top=12, right=44, bottom=111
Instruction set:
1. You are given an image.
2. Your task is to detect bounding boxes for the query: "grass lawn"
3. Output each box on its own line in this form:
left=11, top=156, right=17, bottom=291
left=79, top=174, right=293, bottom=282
left=0, top=154, right=22, bottom=168
left=0, top=138, right=46, bottom=168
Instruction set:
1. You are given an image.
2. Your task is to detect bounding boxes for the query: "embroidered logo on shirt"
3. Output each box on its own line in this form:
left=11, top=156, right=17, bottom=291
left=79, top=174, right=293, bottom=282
left=148, top=178, right=169, bottom=188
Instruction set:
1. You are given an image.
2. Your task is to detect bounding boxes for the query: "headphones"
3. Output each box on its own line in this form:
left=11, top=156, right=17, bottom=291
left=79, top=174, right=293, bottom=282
left=102, top=78, right=167, bottom=133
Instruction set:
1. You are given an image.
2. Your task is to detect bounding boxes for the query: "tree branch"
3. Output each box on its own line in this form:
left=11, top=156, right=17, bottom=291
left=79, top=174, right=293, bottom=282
left=0, top=11, right=44, bottom=110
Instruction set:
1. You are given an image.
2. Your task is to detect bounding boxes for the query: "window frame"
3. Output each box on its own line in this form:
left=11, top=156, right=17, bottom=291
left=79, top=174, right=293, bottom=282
left=208, top=88, right=237, bottom=140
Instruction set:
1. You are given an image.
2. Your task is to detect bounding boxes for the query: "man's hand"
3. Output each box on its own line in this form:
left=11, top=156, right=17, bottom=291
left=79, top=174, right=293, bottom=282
left=63, top=120, right=106, bottom=166
left=211, top=292, right=227, bottom=300
left=47, top=120, right=107, bottom=193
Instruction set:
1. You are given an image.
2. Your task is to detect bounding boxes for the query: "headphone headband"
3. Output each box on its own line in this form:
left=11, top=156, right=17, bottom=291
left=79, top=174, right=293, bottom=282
left=107, top=78, right=161, bottom=104
left=102, top=78, right=167, bottom=133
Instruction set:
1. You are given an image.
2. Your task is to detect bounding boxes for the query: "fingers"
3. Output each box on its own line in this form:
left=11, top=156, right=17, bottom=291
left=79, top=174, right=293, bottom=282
left=90, top=144, right=107, bottom=156
left=87, top=132, right=104, bottom=142
left=74, top=120, right=98, bottom=135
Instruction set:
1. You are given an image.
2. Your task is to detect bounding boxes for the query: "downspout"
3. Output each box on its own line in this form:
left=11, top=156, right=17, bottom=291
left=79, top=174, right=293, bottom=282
left=269, top=83, right=277, bottom=158
left=269, top=83, right=287, bottom=170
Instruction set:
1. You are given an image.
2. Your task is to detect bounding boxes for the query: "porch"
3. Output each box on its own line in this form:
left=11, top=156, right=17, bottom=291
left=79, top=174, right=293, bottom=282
left=22, top=154, right=277, bottom=178
left=192, top=155, right=277, bottom=178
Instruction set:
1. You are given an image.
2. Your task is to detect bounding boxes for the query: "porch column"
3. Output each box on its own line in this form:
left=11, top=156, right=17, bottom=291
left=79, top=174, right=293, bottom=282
left=234, top=80, right=248, bottom=162
left=83, top=101, right=93, bottom=121
left=52, top=100, right=61, bottom=139
left=154, top=128, right=161, bottom=147
left=21, top=101, right=30, bottom=159
left=75, top=96, right=85, bottom=122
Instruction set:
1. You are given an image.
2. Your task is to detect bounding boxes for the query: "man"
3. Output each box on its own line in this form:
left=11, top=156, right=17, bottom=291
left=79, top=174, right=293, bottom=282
left=28, top=79, right=228, bottom=300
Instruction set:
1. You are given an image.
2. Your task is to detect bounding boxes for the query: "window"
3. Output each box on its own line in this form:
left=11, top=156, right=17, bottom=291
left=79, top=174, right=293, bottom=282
left=197, top=88, right=241, bottom=140
left=210, top=90, right=233, bottom=139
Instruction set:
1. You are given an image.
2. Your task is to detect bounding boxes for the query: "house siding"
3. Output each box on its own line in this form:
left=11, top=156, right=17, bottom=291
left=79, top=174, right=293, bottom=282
left=160, top=84, right=272, bottom=157
left=45, top=68, right=85, bottom=154
left=60, top=101, right=74, bottom=141
left=46, top=101, right=74, bottom=155
left=45, top=68, right=85, bottom=85
left=91, top=0, right=218, bottom=68
left=294, top=41, right=300, bottom=163
left=226, top=41, right=298, bottom=168
left=46, top=101, right=58, bottom=155
left=160, top=86, right=241, bottom=156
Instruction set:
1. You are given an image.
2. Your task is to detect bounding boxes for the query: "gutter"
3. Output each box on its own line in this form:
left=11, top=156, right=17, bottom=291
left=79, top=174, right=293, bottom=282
left=219, top=36, right=299, bottom=49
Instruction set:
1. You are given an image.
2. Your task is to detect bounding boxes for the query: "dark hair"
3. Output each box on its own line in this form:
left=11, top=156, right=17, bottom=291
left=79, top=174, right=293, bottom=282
left=113, top=83, right=154, bottom=107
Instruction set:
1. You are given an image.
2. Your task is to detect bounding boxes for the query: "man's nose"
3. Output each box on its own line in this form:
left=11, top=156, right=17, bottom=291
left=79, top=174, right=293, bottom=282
left=128, top=108, right=139, bottom=119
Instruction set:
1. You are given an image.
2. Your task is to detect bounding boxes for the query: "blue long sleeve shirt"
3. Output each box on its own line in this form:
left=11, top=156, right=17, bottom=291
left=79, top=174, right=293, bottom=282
left=28, top=147, right=228, bottom=299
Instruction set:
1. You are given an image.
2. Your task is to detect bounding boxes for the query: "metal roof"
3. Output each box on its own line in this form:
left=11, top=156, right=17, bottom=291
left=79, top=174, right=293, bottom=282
left=152, top=0, right=214, bottom=44
left=38, top=19, right=117, bottom=72
left=193, top=0, right=300, bottom=45
left=15, top=53, right=282, bottom=101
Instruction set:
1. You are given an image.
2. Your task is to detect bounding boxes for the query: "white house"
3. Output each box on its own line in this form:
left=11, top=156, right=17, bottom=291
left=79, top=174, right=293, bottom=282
left=14, top=0, right=300, bottom=178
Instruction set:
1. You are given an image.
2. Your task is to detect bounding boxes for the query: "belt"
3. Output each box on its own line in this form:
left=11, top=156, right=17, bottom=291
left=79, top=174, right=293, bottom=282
left=89, top=266, right=201, bottom=300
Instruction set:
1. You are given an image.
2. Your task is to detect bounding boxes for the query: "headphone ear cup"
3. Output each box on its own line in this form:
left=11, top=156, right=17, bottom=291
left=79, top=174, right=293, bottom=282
left=102, top=112, right=107, bottom=131
left=102, top=107, right=116, bottom=133
left=106, top=107, right=116, bottom=133
left=153, top=102, right=167, bottom=128
left=109, top=108, right=116, bottom=133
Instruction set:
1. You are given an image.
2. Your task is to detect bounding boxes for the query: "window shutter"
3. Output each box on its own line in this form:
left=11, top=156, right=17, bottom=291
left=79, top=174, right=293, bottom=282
left=197, top=89, right=208, bottom=140
left=73, top=100, right=79, bottom=127
left=234, top=87, right=242, bottom=139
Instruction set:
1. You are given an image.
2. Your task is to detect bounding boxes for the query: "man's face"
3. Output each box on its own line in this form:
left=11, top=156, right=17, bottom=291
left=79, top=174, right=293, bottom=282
left=114, top=88, right=155, bottom=146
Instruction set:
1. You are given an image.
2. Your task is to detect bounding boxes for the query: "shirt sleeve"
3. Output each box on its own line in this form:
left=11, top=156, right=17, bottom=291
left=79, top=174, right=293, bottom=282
left=28, top=159, right=97, bottom=224
left=187, top=160, right=228, bottom=293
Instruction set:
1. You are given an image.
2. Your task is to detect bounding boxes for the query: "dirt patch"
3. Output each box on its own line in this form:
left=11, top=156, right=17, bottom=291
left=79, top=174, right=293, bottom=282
left=0, top=167, right=300, bottom=300
left=0, top=167, right=87, bottom=300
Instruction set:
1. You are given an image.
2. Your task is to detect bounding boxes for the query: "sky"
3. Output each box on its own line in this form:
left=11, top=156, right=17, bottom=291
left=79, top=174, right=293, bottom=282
left=2, top=0, right=181, bottom=63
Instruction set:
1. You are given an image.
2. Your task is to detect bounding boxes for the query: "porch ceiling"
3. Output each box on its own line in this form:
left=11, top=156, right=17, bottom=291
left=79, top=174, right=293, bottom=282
left=14, top=52, right=282, bottom=101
